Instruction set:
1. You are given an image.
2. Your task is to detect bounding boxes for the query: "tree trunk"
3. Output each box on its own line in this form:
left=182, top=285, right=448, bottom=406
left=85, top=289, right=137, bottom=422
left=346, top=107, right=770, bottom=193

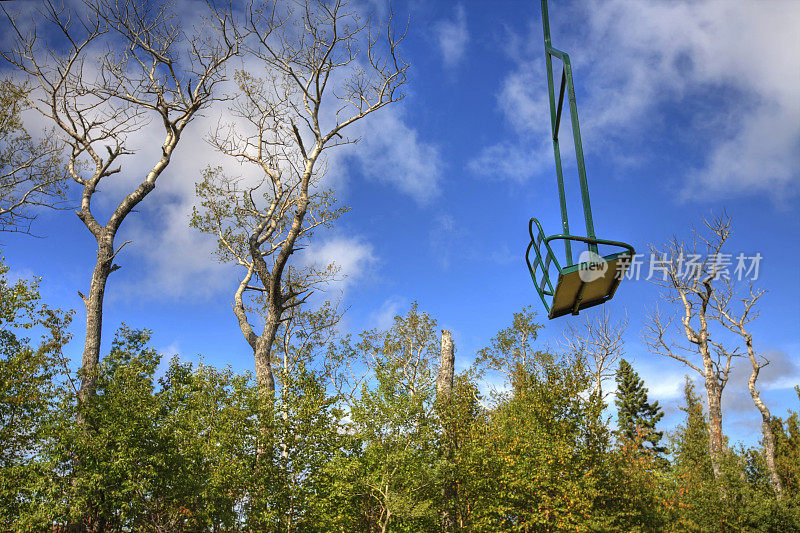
left=254, top=334, right=276, bottom=457
left=75, top=149, right=171, bottom=406
left=703, top=373, right=725, bottom=481
left=745, top=342, right=783, bottom=497
left=752, top=383, right=783, bottom=498
left=77, top=233, right=115, bottom=406
left=254, top=334, right=276, bottom=400
left=595, top=374, right=603, bottom=402
left=380, top=508, right=391, bottom=533
left=436, top=330, right=455, bottom=403
left=437, top=330, right=456, bottom=533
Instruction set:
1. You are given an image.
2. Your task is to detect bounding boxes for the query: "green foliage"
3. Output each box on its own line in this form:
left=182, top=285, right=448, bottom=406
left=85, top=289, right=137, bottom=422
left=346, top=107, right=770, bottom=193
left=460, top=308, right=616, bottom=531
left=246, top=363, right=346, bottom=531
left=665, top=377, right=720, bottom=529
left=475, top=305, right=543, bottom=391
left=52, top=328, right=261, bottom=531
left=658, top=379, right=800, bottom=531
left=0, top=256, right=73, bottom=526
left=773, top=388, right=800, bottom=510
left=615, top=358, right=665, bottom=455
left=339, top=303, right=440, bottom=532
left=468, top=360, right=609, bottom=531
left=3, top=322, right=263, bottom=531
left=2, top=287, right=799, bottom=531
left=602, top=438, right=669, bottom=531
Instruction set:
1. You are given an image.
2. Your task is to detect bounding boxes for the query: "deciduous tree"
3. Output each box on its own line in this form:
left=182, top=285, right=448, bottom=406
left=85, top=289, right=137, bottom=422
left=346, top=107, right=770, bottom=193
left=0, top=256, right=73, bottom=524
left=192, top=0, right=408, bottom=406
left=645, top=214, right=739, bottom=482
left=711, top=280, right=784, bottom=497
left=564, top=306, right=627, bottom=401
left=1, top=0, right=239, bottom=404
left=344, top=303, right=440, bottom=532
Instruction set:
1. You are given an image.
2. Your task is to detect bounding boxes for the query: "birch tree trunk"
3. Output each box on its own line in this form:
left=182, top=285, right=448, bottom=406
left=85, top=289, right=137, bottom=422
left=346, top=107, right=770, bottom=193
left=711, top=277, right=783, bottom=497
left=749, top=361, right=783, bottom=498
left=436, top=329, right=456, bottom=533
left=703, top=369, right=725, bottom=480
left=77, top=235, right=115, bottom=404
left=254, top=336, right=276, bottom=401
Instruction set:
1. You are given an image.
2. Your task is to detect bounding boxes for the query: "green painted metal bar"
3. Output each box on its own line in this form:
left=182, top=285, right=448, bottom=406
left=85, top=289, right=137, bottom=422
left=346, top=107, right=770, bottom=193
left=526, top=240, right=551, bottom=312
left=546, top=46, right=568, bottom=60
left=540, top=0, right=572, bottom=265
left=553, top=67, right=566, bottom=141
left=562, top=57, right=599, bottom=252
left=525, top=217, right=564, bottom=312
left=543, top=234, right=635, bottom=257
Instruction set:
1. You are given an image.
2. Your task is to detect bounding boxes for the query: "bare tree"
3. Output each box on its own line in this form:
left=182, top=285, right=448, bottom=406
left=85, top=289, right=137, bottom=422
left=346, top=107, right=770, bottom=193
left=0, top=78, right=68, bottom=235
left=1, top=0, right=240, bottom=404
left=711, top=281, right=783, bottom=498
left=192, top=0, right=408, bottom=403
left=563, top=305, right=627, bottom=401
left=644, top=214, right=738, bottom=482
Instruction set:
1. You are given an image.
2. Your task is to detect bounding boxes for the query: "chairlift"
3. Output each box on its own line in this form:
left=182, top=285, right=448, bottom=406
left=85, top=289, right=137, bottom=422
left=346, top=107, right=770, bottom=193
left=526, top=0, right=635, bottom=319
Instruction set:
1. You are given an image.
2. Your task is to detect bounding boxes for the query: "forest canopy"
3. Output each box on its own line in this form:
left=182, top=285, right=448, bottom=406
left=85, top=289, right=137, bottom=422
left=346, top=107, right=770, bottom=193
left=1, top=0, right=799, bottom=531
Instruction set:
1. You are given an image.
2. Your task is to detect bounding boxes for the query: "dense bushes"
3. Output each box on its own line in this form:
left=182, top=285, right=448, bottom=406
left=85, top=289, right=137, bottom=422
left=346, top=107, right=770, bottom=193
left=1, top=265, right=799, bottom=531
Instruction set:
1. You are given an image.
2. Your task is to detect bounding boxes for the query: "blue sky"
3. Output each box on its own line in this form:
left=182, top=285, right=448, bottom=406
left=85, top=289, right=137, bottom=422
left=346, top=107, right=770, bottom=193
left=2, top=0, right=799, bottom=446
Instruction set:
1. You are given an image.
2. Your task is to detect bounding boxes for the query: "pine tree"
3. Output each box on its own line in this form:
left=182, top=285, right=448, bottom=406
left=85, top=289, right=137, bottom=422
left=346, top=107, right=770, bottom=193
left=672, top=377, right=712, bottom=471
left=615, top=359, right=665, bottom=454
left=668, top=377, right=721, bottom=529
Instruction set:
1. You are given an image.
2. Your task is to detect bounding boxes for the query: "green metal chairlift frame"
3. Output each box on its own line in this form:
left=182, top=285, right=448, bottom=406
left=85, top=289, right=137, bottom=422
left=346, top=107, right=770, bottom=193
left=526, top=0, right=635, bottom=319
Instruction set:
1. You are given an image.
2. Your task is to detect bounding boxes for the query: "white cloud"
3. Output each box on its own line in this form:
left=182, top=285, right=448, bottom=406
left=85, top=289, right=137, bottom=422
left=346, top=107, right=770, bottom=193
left=722, top=348, right=800, bottom=413
left=429, top=214, right=458, bottom=269
left=467, top=33, right=570, bottom=181
left=435, top=4, right=469, bottom=68
left=490, top=242, right=516, bottom=266
left=31, top=70, right=432, bottom=301
left=118, top=200, right=233, bottom=300
left=478, top=372, right=512, bottom=403
left=634, top=345, right=799, bottom=421
left=157, top=341, right=182, bottom=358
left=4, top=266, right=36, bottom=284
left=107, top=47, right=438, bottom=296
left=684, top=102, right=800, bottom=200
left=639, top=366, right=689, bottom=402
left=472, top=0, right=800, bottom=200
left=468, top=140, right=551, bottom=182
left=497, top=68, right=550, bottom=139
left=345, top=106, right=443, bottom=204
left=300, top=236, right=376, bottom=292
left=370, top=296, right=408, bottom=330
left=111, top=89, right=432, bottom=301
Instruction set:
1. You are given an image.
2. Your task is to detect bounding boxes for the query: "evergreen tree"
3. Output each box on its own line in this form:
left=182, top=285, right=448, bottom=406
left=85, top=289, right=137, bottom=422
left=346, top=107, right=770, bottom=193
left=668, top=377, right=721, bottom=529
left=615, top=359, right=665, bottom=454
